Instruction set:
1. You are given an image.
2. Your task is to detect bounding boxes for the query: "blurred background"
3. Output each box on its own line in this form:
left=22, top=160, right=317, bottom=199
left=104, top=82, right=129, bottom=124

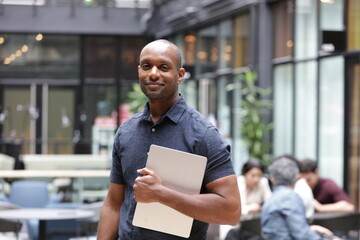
left=0, top=0, right=359, bottom=213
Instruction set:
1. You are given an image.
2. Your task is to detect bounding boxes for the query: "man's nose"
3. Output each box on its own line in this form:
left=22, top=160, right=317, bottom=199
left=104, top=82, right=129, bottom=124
left=149, top=66, right=160, bottom=79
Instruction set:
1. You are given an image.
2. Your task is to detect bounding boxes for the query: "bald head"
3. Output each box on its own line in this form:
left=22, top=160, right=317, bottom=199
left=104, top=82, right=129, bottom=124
left=140, top=39, right=183, bottom=69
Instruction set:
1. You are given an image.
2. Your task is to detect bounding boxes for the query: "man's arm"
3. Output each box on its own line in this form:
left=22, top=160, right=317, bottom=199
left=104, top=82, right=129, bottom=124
left=133, top=168, right=241, bottom=225
left=314, top=199, right=355, bottom=213
left=97, top=182, right=125, bottom=240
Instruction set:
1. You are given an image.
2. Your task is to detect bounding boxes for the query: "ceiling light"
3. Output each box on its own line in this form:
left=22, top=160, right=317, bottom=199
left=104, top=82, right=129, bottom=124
left=36, top=33, right=43, bottom=41
left=21, top=45, right=29, bottom=53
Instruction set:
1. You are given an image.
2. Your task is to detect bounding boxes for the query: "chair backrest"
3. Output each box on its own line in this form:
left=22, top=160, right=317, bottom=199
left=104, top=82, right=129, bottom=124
left=9, top=181, right=49, bottom=208
left=0, top=201, right=22, bottom=234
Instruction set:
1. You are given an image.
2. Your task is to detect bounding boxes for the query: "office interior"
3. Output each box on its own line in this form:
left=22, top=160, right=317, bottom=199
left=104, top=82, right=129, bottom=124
left=0, top=0, right=359, bottom=238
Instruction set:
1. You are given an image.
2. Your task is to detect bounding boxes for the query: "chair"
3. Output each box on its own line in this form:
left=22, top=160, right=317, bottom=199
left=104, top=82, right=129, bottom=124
left=7, top=181, right=51, bottom=240
left=0, top=201, right=22, bottom=238
left=45, top=202, right=84, bottom=240
left=9, top=181, right=49, bottom=208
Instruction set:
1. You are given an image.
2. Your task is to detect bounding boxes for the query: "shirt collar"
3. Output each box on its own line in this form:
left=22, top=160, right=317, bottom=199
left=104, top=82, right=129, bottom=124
left=165, top=95, right=186, bottom=124
left=142, top=95, right=186, bottom=124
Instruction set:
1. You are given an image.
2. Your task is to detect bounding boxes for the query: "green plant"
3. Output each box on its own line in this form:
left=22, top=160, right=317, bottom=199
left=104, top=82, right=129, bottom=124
left=238, top=70, right=273, bottom=166
left=127, top=83, right=148, bottom=114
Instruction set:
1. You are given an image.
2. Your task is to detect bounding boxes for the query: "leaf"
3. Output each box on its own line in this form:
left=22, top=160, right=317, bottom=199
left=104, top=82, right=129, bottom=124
left=238, top=69, right=273, bottom=166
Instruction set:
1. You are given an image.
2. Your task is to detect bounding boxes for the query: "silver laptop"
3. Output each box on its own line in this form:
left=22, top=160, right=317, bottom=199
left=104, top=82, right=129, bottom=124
left=132, top=144, right=207, bottom=238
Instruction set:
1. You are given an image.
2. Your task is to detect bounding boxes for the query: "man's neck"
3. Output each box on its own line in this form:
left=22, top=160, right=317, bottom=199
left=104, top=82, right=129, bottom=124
left=148, top=94, right=179, bottom=123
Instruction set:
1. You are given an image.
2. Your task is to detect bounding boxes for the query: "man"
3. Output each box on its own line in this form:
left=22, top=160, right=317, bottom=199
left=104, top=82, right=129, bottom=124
left=298, top=159, right=354, bottom=213
left=97, top=39, right=241, bottom=239
left=261, top=157, right=339, bottom=240
left=275, top=154, right=315, bottom=220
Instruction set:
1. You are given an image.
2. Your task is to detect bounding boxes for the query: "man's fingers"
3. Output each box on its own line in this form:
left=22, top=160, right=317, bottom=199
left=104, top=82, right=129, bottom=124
left=137, top=167, right=153, bottom=176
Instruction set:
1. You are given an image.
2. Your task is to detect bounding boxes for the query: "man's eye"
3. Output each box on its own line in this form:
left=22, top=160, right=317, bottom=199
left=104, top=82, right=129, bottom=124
left=141, top=64, right=150, bottom=69
left=160, top=65, right=169, bottom=71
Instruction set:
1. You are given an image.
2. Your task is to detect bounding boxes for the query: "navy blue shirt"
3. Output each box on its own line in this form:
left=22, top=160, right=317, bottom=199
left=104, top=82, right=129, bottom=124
left=110, top=96, right=235, bottom=240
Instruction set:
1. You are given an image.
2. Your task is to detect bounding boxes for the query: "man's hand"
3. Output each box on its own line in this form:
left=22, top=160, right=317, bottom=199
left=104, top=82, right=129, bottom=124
left=133, top=168, right=164, bottom=203
left=310, top=225, right=334, bottom=238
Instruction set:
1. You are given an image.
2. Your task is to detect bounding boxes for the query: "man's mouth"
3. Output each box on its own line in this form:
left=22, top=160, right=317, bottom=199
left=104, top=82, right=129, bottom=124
left=146, top=82, right=164, bottom=90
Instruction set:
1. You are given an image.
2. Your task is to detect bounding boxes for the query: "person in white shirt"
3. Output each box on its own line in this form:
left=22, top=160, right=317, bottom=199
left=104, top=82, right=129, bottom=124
left=222, top=158, right=272, bottom=240
left=237, top=159, right=272, bottom=215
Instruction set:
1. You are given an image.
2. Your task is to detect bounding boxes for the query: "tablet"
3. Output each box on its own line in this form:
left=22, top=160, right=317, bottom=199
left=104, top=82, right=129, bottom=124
left=132, top=144, right=207, bottom=238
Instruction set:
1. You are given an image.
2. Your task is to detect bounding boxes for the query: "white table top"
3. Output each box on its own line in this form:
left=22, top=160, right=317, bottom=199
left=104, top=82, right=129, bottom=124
left=0, top=208, right=94, bottom=221
left=0, top=170, right=110, bottom=178
left=0, top=201, right=21, bottom=210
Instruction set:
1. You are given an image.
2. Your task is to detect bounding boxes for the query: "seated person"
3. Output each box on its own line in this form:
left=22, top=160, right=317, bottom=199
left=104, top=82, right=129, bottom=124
left=238, top=158, right=272, bottom=215
left=275, top=154, right=315, bottom=220
left=261, top=158, right=340, bottom=240
left=223, top=158, right=271, bottom=240
left=298, top=159, right=354, bottom=213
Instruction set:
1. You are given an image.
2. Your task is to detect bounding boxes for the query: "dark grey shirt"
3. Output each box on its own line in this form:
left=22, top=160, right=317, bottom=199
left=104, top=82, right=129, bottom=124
left=110, top=96, right=235, bottom=240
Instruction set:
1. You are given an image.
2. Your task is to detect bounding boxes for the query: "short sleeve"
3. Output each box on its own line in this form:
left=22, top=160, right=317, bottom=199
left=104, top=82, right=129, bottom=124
left=198, top=126, right=235, bottom=186
left=110, top=130, right=125, bottom=184
left=326, top=180, right=352, bottom=203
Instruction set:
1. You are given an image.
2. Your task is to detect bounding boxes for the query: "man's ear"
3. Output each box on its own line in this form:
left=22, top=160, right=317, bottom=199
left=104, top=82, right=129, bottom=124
left=177, top=68, right=186, bottom=84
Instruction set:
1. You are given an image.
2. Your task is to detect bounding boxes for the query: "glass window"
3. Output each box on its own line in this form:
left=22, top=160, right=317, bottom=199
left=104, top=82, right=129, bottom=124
left=83, top=85, right=117, bottom=139
left=47, top=88, right=75, bottom=154
left=294, top=61, right=317, bottom=159
left=318, top=56, right=344, bottom=187
left=119, top=36, right=148, bottom=81
left=179, top=79, right=198, bottom=109
left=172, top=34, right=184, bottom=61
left=0, top=34, right=79, bottom=79
left=272, top=0, right=294, bottom=58
left=217, top=76, right=231, bottom=138
left=320, top=0, right=343, bottom=30
left=2, top=88, right=31, bottom=154
left=182, top=33, right=197, bottom=80
left=348, top=0, right=360, bottom=50
left=233, top=13, right=249, bottom=68
left=273, top=64, right=294, bottom=156
left=199, top=78, right=216, bottom=117
left=197, top=26, right=218, bottom=74
left=232, top=75, right=243, bottom=175
left=219, top=20, right=233, bottom=69
left=184, top=33, right=197, bottom=66
left=84, top=36, right=116, bottom=82
left=295, top=0, right=317, bottom=58
left=348, top=60, right=360, bottom=209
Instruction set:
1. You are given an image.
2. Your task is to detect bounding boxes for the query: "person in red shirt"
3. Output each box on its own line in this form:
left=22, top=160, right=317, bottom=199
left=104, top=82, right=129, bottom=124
left=298, top=159, right=354, bottom=213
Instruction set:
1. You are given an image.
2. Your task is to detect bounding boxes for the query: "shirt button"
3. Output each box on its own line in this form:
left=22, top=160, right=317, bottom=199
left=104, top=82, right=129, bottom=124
left=151, top=128, right=155, bottom=132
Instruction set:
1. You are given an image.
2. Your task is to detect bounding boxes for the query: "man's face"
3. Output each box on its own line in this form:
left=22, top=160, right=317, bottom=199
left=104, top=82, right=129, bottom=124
left=301, top=171, right=319, bottom=189
left=138, top=43, right=185, bottom=101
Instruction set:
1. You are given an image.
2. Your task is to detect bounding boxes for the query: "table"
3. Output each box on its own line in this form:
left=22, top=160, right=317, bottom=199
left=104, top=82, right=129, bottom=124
left=240, top=212, right=262, bottom=234
left=0, top=208, right=94, bottom=240
left=239, top=212, right=360, bottom=236
left=0, top=170, right=110, bottom=178
left=0, top=170, right=110, bottom=202
left=313, top=212, right=360, bottom=231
